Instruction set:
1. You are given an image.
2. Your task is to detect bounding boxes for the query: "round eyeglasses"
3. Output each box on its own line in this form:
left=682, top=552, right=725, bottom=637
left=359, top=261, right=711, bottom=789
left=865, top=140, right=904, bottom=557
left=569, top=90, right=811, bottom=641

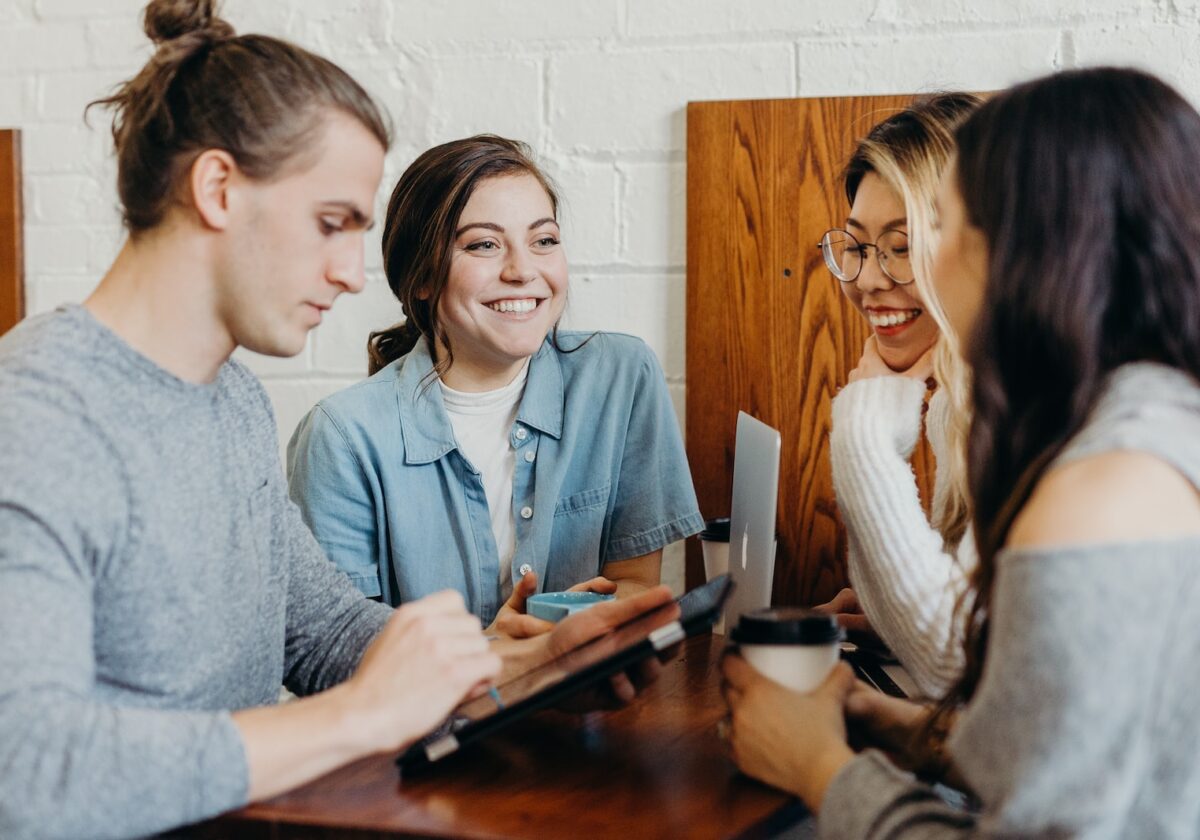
left=817, top=228, right=914, bottom=285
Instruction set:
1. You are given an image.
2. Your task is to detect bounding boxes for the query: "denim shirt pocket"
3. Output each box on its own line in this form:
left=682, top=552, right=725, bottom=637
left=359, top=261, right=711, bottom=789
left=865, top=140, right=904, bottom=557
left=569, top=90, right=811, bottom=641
left=549, top=483, right=611, bottom=585
left=553, top=483, right=611, bottom=517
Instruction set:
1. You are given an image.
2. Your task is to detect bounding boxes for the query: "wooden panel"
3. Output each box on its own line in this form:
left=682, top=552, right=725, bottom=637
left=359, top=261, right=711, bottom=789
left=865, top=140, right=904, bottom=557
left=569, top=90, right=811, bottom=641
left=685, top=96, right=936, bottom=606
left=0, top=130, right=23, bottom=336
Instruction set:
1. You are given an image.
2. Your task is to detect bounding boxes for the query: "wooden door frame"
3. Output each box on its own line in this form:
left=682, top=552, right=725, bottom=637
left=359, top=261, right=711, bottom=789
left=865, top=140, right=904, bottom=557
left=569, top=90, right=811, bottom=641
left=0, top=129, right=23, bottom=336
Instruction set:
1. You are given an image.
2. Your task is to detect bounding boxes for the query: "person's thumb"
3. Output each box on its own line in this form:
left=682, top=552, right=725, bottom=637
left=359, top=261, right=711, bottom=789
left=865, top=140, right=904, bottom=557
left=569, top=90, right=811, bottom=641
left=506, top=570, right=539, bottom=612
left=821, top=662, right=857, bottom=701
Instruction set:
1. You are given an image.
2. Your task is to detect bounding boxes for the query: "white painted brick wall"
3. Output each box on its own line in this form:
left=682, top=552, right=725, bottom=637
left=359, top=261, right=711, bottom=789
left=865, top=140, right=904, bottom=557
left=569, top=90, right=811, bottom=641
left=7, top=0, right=1200, bottom=592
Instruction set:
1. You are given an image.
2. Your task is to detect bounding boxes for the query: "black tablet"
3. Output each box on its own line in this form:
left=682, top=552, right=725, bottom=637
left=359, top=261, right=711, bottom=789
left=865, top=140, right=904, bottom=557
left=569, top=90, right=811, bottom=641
left=396, top=574, right=734, bottom=774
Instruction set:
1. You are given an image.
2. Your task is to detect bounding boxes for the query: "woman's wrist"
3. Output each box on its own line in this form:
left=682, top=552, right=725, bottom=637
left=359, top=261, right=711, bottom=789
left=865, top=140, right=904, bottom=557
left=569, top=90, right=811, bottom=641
left=796, top=742, right=856, bottom=812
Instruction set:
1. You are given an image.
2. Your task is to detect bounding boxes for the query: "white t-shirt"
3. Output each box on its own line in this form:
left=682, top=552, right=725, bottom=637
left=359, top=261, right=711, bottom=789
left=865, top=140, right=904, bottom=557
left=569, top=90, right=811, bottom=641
left=439, top=363, right=529, bottom=600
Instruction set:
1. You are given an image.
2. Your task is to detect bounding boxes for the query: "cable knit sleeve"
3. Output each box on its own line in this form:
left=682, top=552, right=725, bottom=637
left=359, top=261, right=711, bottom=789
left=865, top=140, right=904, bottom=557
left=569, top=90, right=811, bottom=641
left=830, top=376, right=968, bottom=697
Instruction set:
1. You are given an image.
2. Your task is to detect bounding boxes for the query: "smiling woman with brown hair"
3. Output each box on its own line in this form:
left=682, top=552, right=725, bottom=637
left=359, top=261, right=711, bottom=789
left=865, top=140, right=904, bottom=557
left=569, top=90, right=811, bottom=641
left=288, top=134, right=704, bottom=638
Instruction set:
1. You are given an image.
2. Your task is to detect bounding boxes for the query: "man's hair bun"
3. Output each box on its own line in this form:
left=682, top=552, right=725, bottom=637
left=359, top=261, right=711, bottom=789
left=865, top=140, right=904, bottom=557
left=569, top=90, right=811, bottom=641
left=142, top=0, right=234, bottom=45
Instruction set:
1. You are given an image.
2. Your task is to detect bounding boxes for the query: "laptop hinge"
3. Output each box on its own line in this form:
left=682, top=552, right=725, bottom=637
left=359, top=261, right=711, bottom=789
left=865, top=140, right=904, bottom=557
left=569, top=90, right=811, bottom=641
left=648, top=621, right=685, bottom=651
left=424, top=734, right=460, bottom=762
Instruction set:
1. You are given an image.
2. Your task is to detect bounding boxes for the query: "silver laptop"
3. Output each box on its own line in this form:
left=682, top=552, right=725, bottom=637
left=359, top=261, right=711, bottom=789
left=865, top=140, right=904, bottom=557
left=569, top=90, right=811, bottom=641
left=724, top=412, right=782, bottom=630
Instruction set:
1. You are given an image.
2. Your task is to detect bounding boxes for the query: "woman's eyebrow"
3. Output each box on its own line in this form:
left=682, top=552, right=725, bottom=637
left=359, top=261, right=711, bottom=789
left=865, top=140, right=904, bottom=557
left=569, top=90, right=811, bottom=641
left=455, top=221, right=503, bottom=236
left=846, top=216, right=907, bottom=231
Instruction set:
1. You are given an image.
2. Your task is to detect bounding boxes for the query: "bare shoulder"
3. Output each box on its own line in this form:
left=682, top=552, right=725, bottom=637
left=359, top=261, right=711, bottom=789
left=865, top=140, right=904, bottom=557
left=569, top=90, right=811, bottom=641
left=1008, top=450, right=1200, bottom=549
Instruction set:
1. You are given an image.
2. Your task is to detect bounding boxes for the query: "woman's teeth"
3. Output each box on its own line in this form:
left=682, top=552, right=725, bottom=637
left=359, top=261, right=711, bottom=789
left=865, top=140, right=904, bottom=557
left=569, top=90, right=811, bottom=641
left=489, top=299, right=538, bottom=314
left=868, top=309, right=921, bottom=328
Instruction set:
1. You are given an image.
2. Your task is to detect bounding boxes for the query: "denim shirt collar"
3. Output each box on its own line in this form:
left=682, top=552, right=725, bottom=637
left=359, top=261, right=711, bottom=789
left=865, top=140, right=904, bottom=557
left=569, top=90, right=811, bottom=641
left=395, top=337, right=564, bottom=465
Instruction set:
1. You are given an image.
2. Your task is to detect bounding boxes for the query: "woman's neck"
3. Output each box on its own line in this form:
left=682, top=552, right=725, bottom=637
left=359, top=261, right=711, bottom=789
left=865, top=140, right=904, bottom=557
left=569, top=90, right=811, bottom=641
left=437, top=342, right=531, bottom=393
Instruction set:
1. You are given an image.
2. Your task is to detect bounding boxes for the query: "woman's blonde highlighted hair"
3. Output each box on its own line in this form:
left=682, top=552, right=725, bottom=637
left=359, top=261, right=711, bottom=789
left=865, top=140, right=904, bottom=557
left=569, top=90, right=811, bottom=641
left=843, top=93, right=983, bottom=550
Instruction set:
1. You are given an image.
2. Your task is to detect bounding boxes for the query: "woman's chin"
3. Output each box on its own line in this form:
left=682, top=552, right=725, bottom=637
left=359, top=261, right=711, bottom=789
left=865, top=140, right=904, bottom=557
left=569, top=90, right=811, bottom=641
left=875, top=340, right=930, bottom=373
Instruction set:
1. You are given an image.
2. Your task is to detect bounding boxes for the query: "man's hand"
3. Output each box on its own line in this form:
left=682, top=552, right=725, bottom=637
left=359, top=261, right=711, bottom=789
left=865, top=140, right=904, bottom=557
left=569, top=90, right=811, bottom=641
left=344, top=590, right=501, bottom=754
left=487, top=571, right=619, bottom=639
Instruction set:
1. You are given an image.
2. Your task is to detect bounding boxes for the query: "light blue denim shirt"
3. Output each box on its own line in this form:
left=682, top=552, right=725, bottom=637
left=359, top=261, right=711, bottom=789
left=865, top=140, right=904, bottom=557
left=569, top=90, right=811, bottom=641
left=286, top=331, right=703, bottom=625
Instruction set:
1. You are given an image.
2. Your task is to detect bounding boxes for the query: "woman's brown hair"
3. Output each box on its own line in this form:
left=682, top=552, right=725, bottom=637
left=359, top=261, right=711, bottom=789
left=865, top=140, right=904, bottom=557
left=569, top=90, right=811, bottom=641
left=927, top=68, right=1200, bottom=748
left=368, top=134, right=561, bottom=376
left=89, top=0, right=390, bottom=234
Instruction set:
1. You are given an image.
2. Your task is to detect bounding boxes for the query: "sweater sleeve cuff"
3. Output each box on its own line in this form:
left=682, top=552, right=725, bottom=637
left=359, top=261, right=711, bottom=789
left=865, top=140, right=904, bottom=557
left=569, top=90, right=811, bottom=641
left=832, top=377, right=927, bottom=459
left=819, top=750, right=921, bottom=837
left=818, top=750, right=972, bottom=838
left=196, top=712, right=251, bottom=820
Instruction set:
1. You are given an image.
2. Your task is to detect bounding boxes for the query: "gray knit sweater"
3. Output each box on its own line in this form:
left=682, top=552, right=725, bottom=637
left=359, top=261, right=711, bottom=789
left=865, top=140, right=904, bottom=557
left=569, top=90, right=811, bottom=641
left=820, top=362, right=1200, bottom=838
left=0, top=306, right=392, bottom=839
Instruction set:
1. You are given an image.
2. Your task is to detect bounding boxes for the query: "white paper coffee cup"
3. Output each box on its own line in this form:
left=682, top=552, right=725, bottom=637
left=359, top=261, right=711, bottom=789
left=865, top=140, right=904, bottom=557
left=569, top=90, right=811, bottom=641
left=730, top=608, right=844, bottom=693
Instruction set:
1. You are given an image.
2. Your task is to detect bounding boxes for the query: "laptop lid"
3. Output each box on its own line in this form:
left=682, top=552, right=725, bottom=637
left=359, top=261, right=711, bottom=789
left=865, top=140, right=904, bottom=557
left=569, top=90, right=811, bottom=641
left=724, top=411, right=782, bottom=630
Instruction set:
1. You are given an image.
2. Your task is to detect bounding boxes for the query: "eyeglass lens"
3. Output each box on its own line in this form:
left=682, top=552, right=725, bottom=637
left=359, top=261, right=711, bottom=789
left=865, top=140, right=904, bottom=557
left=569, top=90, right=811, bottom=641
left=819, top=229, right=913, bottom=284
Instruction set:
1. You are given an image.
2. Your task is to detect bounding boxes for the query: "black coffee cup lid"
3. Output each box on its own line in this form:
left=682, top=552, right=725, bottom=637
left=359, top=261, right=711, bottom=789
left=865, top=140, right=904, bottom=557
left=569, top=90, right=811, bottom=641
left=730, top=608, right=844, bottom=645
left=699, top=517, right=730, bottom=541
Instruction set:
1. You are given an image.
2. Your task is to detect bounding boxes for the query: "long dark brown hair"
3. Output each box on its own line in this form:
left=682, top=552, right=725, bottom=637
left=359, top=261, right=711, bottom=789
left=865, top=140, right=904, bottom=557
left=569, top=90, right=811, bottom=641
left=368, top=135, right=563, bottom=376
left=89, top=0, right=390, bottom=234
left=940, top=67, right=1200, bottom=722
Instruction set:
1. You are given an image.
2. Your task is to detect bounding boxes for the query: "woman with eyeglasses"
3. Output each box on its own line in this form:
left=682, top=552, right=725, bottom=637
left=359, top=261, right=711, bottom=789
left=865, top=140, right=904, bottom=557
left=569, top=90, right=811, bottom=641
left=723, top=65, right=1200, bottom=838
left=814, top=93, right=981, bottom=698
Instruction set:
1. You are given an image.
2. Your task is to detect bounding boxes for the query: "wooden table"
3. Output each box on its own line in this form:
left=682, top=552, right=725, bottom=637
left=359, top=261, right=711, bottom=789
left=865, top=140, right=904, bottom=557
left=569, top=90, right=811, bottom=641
left=188, top=634, right=805, bottom=839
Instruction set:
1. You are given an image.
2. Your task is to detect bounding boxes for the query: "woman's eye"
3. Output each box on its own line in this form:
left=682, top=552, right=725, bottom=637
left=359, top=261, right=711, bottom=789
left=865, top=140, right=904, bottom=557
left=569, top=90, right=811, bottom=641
left=535, top=236, right=560, bottom=248
left=319, top=217, right=345, bottom=235
left=466, top=240, right=499, bottom=251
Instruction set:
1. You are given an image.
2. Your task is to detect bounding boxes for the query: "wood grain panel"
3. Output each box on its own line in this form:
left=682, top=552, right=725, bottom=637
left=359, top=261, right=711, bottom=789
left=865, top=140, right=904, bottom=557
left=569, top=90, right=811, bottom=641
left=0, top=130, right=23, bottom=336
left=686, top=96, right=935, bottom=606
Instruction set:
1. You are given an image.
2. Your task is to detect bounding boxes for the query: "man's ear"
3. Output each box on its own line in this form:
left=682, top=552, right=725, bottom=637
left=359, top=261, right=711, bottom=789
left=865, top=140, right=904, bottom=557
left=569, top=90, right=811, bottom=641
left=188, top=149, right=239, bottom=231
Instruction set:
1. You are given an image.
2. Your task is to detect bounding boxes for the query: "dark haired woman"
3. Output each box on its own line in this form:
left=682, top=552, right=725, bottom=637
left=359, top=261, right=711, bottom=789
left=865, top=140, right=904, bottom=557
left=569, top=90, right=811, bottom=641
left=722, top=66, right=1200, bottom=837
left=288, top=135, right=703, bottom=637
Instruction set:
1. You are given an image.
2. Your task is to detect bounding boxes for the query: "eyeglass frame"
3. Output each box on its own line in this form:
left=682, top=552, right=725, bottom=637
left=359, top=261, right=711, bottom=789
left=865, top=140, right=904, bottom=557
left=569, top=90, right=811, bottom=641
left=815, top=227, right=915, bottom=285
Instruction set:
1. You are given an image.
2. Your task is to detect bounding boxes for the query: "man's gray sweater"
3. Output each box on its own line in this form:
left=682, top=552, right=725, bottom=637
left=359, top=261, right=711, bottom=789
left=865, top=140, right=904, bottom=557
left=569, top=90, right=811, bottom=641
left=0, top=306, right=392, bottom=839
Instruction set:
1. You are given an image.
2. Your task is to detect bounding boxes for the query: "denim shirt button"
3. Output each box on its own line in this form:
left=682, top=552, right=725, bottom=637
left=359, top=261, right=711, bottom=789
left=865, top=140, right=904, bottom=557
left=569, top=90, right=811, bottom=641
left=515, top=427, right=528, bottom=441
left=524, top=450, right=536, bottom=463
left=518, top=563, right=533, bottom=576
left=520, top=506, right=534, bottom=519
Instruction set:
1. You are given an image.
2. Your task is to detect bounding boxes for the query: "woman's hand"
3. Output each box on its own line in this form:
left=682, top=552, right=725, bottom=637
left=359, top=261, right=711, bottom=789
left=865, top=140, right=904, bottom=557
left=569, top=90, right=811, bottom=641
left=844, top=685, right=959, bottom=784
left=490, top=584, right=678, bottom=710
left=811, top=587, right=875, bottom=638
left=720, top=655, right=856, bottom=812
left=487, top=571, right=619, bottom=639
left=848, top=336, right=937, bottom=384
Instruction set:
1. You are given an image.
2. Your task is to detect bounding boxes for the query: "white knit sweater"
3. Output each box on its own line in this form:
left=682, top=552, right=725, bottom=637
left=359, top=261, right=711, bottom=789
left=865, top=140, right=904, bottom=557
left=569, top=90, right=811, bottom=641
left=830, top=376, right=974, bottom=697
